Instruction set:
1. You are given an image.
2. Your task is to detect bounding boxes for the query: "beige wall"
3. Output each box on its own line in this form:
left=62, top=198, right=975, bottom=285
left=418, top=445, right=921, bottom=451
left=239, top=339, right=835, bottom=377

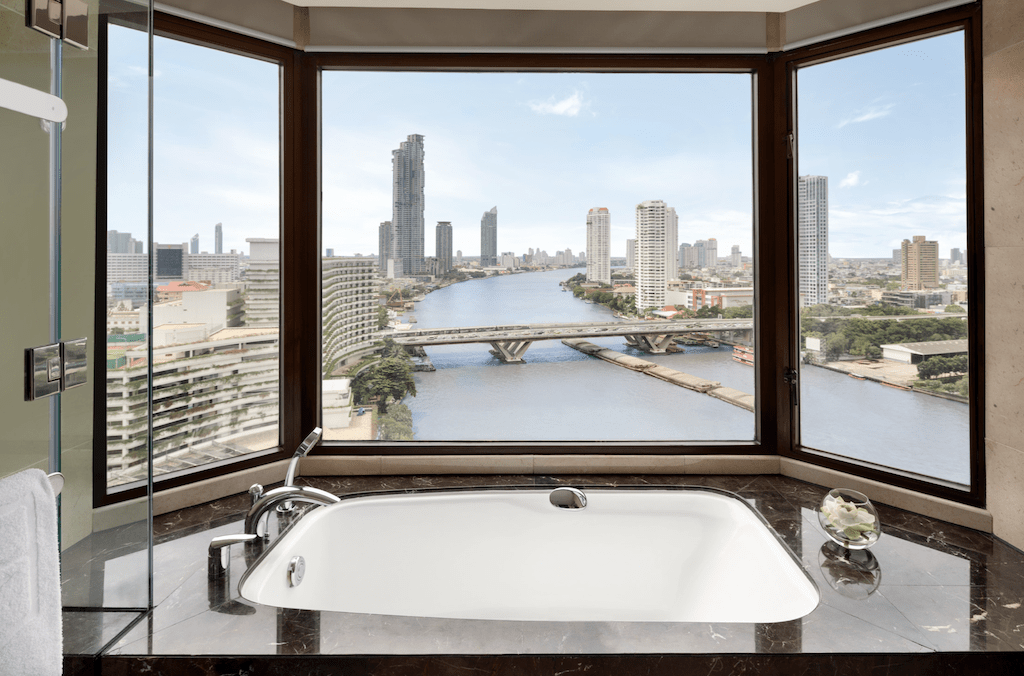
left=0, top=0, right=98, bottom=550
left=983, top=0, right=1024, bottom=549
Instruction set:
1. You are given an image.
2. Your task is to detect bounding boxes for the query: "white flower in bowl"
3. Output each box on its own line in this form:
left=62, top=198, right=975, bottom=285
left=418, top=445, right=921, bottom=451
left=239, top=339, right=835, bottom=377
left=821, top=494, right=876, bottom=541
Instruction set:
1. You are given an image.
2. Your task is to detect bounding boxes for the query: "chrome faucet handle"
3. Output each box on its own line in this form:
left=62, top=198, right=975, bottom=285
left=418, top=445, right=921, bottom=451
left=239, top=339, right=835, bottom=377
left=249, top=483, right=264, bottom=506
left=208, top=533, right=260, bottom=579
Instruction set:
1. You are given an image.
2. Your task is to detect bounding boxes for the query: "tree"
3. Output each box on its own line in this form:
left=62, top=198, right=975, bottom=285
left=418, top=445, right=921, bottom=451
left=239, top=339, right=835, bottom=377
left=824, top=334, right=849, bottom=362
left=376, top=305, right=390, bottom=330
left=945, top=304, right=966, bottom=313
left=366, top=357, right=417, bottom=415
left=378, top=403, right=414, bottom=440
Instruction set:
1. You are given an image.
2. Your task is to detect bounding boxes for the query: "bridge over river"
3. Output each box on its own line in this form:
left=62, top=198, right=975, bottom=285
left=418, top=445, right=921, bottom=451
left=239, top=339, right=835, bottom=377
left=391, top=318, right=754, bottom=362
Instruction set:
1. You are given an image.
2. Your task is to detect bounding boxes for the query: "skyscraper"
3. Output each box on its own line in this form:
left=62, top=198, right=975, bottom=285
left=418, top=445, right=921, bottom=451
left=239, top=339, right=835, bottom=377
left=190, top=233, right=200, bottom=255
left=798, top=175, right=829, bottom=307
left=950, top=247, right=963, bottom=265
left=731, top=245, right=741, bottom=268
left=378, top=220, right=392, bottom=273
left=586, top=207, right=611, bottom=285
left=481, top=206, right=497, bottom=267
left=391, top=134, right=425, bottom=275
left=665, top=206, right=678, bottom=281
left=635, top=200, right=672, bottom=312
left=626, top=238, right=636, bottom=271
left=705, top=238, right=718, bottom=269
left=902, top=235, right=939, bottom=290
left=436, top=221, right=453, bottom=275
left=214, top=223, right=223, bottom=254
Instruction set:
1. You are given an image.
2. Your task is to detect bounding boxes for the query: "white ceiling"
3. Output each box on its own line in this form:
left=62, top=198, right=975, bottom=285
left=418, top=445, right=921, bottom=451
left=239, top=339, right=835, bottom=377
left=280, top=0, right=820, bottom=11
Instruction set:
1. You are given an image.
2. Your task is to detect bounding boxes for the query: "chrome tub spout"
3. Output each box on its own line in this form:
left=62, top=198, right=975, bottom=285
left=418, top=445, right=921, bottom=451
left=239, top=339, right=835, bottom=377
left=245, top=485, right=341, bottom=538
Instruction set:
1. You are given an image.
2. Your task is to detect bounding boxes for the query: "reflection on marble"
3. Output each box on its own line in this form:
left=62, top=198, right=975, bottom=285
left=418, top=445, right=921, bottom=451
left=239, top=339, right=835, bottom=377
left=62, top=610, right=144, bottom=655
left=61, top=474, right=1024, bottom=673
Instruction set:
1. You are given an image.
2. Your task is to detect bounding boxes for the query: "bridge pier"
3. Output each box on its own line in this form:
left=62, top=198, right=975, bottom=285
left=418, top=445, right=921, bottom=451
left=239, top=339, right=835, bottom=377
left=623, top=334, right=676, bottom=354
left=488, top=340, right=533, bottom=363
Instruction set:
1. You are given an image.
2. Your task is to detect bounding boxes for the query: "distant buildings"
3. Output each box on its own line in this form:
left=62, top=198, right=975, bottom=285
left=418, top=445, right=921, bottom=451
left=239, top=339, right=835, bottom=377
left=391, top=134, right=425, bottom=275
left=107, top=230, right=143, bottom=254
left=626, top=238, right=636, bottom=270
left=635, top=199, right=673, bottom=312
left=481, top=206, right=498, bottom=267
left=665, top=206, right=678, bottom=281
left=215, top=223, right=223, bottom=254
left=901, top=235, right=939, bottom=290
left=798, top=175, right=829, bottom=307
left=190, top=233, right=199, bottom=255
left=325, top=248, right=334, bottom=257
left=586, top=207, right=611, bottom=285
left=950, top=247, right=964, bottom=265
left=436, top=221, right=453, bottom=274
left=378, top=220, right=393, bottom=274
left=731, top=245, right=741, bottom=268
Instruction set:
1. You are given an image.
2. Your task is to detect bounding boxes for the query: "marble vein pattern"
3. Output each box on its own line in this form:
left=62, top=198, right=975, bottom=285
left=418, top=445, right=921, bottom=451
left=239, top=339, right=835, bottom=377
left=59, top=474, right=1024, bottom=661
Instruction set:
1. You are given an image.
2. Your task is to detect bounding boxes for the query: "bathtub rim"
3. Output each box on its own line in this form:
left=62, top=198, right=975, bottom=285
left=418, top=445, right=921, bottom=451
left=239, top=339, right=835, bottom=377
left=236, top=483, right=821, bottom=622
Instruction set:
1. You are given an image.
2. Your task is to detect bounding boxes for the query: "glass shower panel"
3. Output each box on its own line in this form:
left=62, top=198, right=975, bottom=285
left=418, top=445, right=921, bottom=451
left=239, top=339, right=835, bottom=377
left=58, top=5, right=153, bottom=653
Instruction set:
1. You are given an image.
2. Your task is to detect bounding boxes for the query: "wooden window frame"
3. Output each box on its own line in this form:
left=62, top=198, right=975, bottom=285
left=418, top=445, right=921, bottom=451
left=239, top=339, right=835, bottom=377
left=94, top=3, right=983, bottom=508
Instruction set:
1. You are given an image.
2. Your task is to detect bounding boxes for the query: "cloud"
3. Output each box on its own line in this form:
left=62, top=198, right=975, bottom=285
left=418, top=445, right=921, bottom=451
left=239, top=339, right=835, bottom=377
left=528, top=91, right=585, bottom=117
left=839, top=171, right=861, bottom=188
left=837, top=103, right=895, bottom=128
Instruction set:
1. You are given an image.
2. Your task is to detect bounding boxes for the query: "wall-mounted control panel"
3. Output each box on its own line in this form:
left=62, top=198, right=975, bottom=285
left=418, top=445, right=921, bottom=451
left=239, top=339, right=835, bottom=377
left=25, top=338, right=88, bottom=401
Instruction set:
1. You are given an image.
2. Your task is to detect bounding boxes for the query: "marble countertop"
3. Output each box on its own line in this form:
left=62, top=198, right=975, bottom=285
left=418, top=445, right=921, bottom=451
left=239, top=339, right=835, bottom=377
left=62, top=474, right=1024, bottom=664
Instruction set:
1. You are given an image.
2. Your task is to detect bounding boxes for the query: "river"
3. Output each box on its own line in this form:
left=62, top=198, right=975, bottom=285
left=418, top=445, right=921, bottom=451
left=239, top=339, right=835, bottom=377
left=405, top=268, right=969, bottom=485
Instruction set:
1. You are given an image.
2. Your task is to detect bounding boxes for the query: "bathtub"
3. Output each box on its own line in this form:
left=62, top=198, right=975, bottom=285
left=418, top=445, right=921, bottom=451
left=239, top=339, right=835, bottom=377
left=238, top=486, right=819, bottom=624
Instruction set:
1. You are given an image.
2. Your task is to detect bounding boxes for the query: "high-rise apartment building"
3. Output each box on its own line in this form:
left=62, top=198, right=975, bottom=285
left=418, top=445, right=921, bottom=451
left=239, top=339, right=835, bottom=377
left=215, top=223, right=223, bottom=254
left=798, top=175, right=829, bottom=307
left=626, top=238, right=636, bottom=270
left=435, top=221, right=453, bottom=275
left=245, top=238, right=280, bottom=326
left=950, top=247, right=963, bottom=265
left=190, top=233, right=200, bottom=255
left=636, top=200, right=673, bottom=312
left=902, top=235, right=939, bottom=290
left=481, top=206, right=497, bottom=267
left=731, top=245, right=742, bottom=268
left=705, top=238, right=718, bottom=269
left=586, top=207, right=611, bottom=285
left=325, top=248, right=334, bottom=257
left=378, top=220, right=393, bottom=273
left=665, top=206, right=678, bottom=281
left=391, top=134, right=425, bottom=275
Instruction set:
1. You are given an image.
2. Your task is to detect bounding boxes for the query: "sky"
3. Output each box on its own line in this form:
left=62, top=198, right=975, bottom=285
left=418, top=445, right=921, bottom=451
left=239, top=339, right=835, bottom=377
left=107, top=26, right=967, bottom=261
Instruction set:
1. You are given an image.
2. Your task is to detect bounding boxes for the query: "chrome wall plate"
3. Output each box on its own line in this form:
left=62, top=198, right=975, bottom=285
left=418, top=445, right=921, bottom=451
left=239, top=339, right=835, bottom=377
left=25, top=343, right=62, bottom=401
left=62, top=337, right=88, bottom=390
left=25, top=0, right=61, bottom=40
left=62, top=0, right=89, bottom=50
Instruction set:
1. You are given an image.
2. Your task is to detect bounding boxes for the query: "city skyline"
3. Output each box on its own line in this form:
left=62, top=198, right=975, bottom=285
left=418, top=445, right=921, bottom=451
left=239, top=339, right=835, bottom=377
left=107, top=29, right=968, bottom=261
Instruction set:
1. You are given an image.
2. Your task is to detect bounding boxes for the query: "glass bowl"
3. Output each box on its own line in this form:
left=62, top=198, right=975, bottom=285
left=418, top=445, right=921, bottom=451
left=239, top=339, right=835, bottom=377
left=818, top=488, right=880, bottom=550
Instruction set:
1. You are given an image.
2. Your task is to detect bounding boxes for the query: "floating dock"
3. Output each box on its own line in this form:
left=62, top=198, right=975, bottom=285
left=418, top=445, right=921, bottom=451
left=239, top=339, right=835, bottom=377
left=562, top=339, right=753, bottom=412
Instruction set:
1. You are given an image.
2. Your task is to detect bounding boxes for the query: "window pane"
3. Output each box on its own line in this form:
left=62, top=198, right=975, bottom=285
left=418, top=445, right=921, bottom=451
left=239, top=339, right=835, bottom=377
left=105, top=32, right=280, bottom=487
left=796, top=32, right=969, bottom=485
left=321, top=72, right=755, bottom=443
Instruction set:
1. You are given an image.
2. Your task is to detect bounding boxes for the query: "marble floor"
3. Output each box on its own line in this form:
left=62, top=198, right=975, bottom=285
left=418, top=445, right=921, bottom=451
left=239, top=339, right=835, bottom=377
left=61, top=474, right=1024, bottom=674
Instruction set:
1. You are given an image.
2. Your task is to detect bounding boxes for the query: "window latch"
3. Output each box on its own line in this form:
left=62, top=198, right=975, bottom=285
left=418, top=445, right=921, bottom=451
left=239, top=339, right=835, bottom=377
left=783, top=367, right=798, bottom=406
left=786, top=132, right=795, bottom=160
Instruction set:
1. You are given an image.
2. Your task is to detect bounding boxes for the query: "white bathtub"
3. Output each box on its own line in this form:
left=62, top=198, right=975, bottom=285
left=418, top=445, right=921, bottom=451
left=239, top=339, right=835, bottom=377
left=238, top=487, right=818, bottom=624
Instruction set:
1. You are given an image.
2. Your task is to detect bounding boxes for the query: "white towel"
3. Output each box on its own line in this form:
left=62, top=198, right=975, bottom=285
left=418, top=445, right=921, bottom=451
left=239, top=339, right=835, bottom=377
left=0, top=469, right=62, bottom=676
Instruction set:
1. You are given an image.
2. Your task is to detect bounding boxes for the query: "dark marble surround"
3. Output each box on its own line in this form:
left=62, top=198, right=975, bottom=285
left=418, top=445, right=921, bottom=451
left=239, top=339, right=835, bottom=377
left=62, top=474, right=1024, bottom=675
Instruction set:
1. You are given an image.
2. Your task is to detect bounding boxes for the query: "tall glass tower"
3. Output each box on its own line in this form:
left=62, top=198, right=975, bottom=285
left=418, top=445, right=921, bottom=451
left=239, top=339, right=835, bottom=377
left=586, top=207, right=611, bottom=285
left=798, top=175, right=829, bottom=307
left=481, top=206, right=497, bottom=267
left=391, top=134, right=425, bottom=276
